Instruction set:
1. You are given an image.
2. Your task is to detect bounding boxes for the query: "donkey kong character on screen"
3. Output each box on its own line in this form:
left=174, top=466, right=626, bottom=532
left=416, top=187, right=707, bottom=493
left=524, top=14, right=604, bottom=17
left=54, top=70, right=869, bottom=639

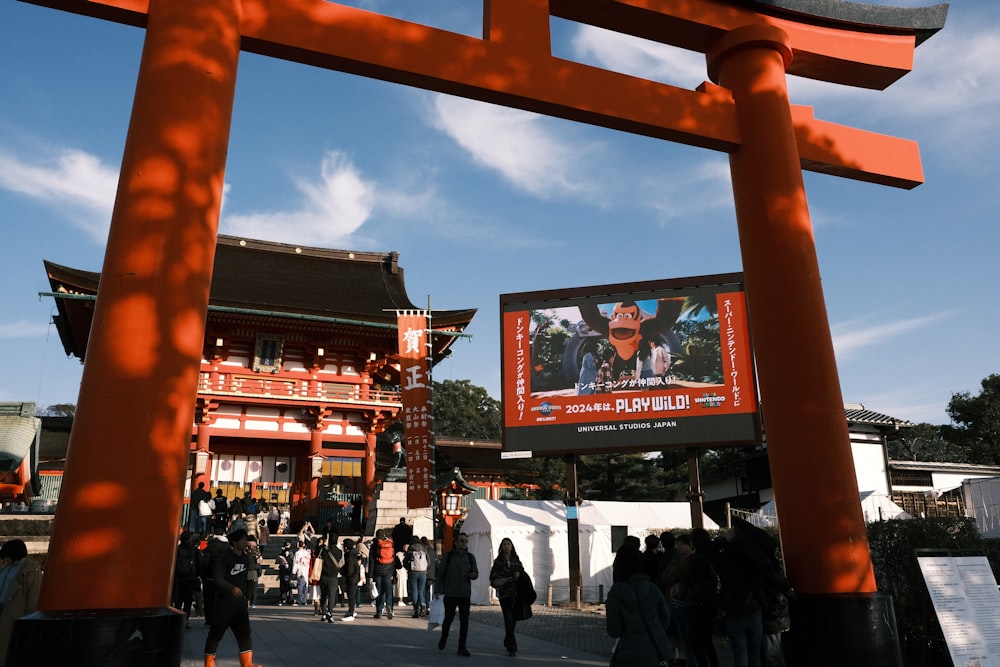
left=579, top=298, right=685, bottom=389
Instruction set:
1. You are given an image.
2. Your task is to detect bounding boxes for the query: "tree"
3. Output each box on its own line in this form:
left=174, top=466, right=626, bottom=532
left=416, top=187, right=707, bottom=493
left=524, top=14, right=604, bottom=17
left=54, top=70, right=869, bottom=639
left=506, top=457, right=567, bottom=501
left=37, top=403, right=76, bottom=417
left=887, top=423, right=966, bottom=462
left=941, top=374, right=1000, bottom=465
left=577, top=452, right=685, bottom=501
left=431, top=379, right=501, bottom=440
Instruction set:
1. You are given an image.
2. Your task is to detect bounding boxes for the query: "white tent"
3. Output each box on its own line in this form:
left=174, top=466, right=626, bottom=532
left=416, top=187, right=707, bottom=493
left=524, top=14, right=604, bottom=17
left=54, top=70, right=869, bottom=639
left=753, top=490, right=910, bottom=527
left=460, top=500, right=615, bottom=605
left=594, top=501, right=720, bottom=538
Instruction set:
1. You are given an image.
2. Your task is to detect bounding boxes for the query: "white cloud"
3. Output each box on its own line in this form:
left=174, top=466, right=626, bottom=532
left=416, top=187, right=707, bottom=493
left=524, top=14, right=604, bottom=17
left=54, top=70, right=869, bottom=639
left=638, top=157, right=733, bottom=223
left=570, top=24, right=707, bottom=89
left=832, top=313, right=946, bottom=358
left=430, top=95, right=591, bottom=198
left=0, top=148, right=116, bottom=241
left=0, top=320, right=50, bottom=339
left=221, top=150, right=375, bottom=246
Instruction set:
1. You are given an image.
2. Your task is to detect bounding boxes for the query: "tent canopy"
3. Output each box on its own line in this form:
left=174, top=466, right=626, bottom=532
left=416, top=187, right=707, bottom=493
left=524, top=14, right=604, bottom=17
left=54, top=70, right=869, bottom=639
left=753, top=490, right=910, bottom=527
left=461, top=500, right=613, bottom=605
left=596, top=501, right=720, bottom=537
left=460, top=499, right=719, bottom=605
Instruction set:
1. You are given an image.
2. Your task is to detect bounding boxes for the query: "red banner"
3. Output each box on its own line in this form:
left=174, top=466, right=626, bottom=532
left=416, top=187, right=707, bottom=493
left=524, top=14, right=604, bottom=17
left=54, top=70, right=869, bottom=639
left=397, top=311, right=433, bottom=508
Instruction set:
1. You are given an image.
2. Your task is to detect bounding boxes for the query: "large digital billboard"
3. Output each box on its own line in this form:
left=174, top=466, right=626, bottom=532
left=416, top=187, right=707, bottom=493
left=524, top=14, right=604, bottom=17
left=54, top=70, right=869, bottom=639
left=500, top=273, right=760, bottom=456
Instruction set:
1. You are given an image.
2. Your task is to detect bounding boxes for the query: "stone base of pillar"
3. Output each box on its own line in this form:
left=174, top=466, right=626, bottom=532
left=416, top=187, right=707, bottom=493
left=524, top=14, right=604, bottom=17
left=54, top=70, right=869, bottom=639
left=784, top=592, right=903, bottom=667
left=10, top=607, right=184, bottom=667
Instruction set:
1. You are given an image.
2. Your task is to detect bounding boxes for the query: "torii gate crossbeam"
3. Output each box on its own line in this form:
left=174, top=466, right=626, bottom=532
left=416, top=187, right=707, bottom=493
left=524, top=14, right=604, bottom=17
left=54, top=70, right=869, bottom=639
left=12, top=1, right=946, bottom=665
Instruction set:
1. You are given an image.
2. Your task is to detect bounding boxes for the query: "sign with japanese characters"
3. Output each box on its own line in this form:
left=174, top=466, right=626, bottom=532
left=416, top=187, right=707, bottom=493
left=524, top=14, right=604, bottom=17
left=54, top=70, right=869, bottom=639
left=397, top=311, right=433, bottom=508
left=918, top=554, right=1000, bottom=667
left=500, top=274, right=760, bottom=455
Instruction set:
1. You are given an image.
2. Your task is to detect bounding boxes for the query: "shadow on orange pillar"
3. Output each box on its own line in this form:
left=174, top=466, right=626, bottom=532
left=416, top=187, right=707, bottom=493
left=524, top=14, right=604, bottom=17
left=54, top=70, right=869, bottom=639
left=11, top=0, right=241, bottom=663
left=708, top=25, right=901, bottom=667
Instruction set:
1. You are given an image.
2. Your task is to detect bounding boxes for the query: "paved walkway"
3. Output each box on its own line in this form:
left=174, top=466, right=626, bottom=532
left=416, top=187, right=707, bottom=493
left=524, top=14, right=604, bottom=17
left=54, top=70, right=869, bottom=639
left=182, top=602, right=736, bottom=667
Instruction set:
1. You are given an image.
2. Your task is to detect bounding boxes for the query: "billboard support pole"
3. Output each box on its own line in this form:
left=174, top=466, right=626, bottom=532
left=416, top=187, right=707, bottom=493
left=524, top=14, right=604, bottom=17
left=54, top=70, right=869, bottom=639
left=564, top=453, right=582, bottom=605
left=686, top=447, right=705, bottom=530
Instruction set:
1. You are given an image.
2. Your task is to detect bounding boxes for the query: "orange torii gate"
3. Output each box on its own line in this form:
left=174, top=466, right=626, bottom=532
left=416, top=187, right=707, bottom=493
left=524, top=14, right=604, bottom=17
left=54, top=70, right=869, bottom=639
left=14, top=0, right=946, bottom=665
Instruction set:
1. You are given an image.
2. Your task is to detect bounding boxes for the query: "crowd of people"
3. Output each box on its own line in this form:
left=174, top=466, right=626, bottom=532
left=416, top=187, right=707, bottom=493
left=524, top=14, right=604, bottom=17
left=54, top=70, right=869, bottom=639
left=176, top=491, right=795, bottom=667
left=176, top=504, right=462, bottom=665
left=607, top=523, right=791, bottom=667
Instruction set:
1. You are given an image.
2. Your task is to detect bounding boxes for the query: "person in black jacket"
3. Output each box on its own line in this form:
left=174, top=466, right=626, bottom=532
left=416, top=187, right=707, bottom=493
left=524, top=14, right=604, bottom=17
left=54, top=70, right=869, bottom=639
left=436, top=532, right=478, bottom=657
left=339, top=538, right=362, bottom=621
left=201, top=527, right=230, bottom=625
left=276, top=540, right=294, bottom=606
left=204, top=528, right=260, bottom=667
left=671, top=533, right=720, bottom=667
left=606, top=543, right=672, bottom=667
left=173, top=531, right=201, bottom=628
left=717, top=527, right=765, bottom=667
left=489, top=537, right=525, bottom=656
left=318, top=537, right=344, bottom=622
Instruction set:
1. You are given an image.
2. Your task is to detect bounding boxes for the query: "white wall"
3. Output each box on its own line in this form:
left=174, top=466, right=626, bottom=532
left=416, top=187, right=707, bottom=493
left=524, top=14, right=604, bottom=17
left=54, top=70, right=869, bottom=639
left=851, top=435, right=890, bottom=495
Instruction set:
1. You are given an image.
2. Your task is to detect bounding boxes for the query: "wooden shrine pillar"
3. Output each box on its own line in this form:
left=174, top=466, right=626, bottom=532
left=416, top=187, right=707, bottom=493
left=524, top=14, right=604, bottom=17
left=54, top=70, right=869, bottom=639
left=708, top=26, right=898, bottom=666
left=12, top=0, right=241, bottom=663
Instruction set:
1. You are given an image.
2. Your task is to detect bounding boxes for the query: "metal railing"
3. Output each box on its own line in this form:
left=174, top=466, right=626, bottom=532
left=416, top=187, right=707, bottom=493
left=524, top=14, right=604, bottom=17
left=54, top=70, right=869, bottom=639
left=544, top=584, right=607, bottom=607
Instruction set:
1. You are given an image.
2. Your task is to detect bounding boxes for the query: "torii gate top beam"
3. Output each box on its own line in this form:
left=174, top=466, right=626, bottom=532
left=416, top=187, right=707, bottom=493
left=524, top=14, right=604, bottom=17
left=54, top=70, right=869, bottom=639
left=20, top=0, right=947, bottom=188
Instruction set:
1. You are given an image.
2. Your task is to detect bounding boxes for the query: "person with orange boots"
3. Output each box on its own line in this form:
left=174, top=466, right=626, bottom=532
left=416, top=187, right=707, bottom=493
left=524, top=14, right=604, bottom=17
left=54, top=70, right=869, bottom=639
left=204, top=528, right=262, bottom=667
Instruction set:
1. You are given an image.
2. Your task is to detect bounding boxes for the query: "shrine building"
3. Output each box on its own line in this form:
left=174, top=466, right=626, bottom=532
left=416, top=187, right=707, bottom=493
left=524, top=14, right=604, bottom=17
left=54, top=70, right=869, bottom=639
left=44, top=235, right=476, bottom=529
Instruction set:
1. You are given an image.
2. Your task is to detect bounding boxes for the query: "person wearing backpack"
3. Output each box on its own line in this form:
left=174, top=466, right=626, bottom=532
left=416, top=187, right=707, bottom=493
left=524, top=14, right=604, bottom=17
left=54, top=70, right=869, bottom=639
left=404, top=537, right=430, bottom=617
left=368, top=529, right=401, bottom=619
left=173, top=531, right=201, bottom=628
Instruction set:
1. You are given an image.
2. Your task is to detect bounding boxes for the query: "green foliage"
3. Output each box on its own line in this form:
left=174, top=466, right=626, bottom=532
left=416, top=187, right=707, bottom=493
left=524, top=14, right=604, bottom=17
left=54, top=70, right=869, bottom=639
left=37, top=403, right=76, bottom=417
left=577, top=453, right=683, bottom=501
left=506, top=457, right=567, bottom=501
left=868, top=517, right=997, bottom=665
left=431, top=379, right=501, bottom=440
left=942, top=374, right=1000, bottom=464
left=887, top=423, right=967, bottom=462
left=670, top=319, right=722, bottom=384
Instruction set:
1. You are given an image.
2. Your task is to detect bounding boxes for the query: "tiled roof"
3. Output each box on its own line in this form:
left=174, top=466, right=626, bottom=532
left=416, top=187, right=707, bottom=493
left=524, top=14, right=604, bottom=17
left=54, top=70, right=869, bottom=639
left=749, top=0, right=948, bottom=45
left=44, top=235, right=476, bottom=360
left=888, top=460, right=1000, bottom=476
left=843, top=403, right=913, bottom=428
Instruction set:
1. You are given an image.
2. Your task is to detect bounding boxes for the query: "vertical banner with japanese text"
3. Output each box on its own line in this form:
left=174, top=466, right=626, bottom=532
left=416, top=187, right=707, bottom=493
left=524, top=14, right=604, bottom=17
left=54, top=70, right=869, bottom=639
left=397, top=311, right=433, bottom=508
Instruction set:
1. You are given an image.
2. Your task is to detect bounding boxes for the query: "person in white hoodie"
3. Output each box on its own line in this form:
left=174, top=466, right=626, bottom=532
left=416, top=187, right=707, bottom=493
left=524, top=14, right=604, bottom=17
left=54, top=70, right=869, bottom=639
left=292, top=540, right=312, bottom=606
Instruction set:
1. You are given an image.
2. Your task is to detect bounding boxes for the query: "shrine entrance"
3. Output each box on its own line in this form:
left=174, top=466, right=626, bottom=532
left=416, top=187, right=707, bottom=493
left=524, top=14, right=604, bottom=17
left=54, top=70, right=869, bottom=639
left=15, top=1, right=947, bottom=665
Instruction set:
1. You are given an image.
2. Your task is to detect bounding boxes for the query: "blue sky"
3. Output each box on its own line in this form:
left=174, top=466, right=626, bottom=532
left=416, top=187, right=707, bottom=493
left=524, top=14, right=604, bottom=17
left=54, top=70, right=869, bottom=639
left=1, top=0, right=997, bottom=427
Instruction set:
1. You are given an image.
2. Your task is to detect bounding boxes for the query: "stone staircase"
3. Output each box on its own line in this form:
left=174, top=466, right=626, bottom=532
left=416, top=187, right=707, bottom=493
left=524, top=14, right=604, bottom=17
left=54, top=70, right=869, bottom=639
left=364, top=481, right=434, bottom=540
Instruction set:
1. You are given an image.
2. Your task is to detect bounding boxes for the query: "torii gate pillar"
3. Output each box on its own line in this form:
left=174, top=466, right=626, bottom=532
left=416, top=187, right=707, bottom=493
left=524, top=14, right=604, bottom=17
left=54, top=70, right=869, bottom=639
left=11, top=0, right=241, bottom=664
left=708, top=25, right=901, bottom=665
